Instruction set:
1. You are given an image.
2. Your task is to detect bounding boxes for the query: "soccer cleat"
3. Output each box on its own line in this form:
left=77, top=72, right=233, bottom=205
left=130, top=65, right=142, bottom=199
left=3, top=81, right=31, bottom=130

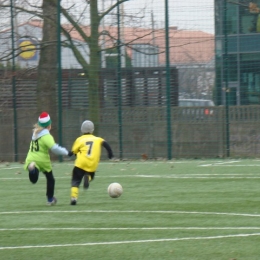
left=70, top=198, right=77, bottom=205
left=47, top=197, right=57, bottom=206
left=28, top=162, right=36, bottom=172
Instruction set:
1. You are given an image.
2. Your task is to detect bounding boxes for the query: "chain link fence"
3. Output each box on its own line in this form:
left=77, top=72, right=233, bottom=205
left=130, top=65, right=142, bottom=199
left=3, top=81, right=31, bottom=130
left=1, top=1, right=260, bottom=161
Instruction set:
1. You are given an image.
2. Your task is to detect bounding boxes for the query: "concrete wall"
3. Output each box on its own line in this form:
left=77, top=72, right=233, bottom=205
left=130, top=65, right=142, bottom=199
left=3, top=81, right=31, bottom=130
left=1, top=106, right=260, bottom=162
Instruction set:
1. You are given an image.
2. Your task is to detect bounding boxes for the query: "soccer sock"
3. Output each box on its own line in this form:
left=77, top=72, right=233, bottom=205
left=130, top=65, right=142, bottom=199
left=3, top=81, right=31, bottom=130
left=71, top=187, right=79, bottom=199
left=44, top=171, right=55, bottom=200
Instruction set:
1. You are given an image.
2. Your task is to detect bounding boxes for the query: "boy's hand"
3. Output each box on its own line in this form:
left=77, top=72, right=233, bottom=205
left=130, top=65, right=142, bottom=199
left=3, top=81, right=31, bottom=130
left=68, top=151, right=74, bottom=157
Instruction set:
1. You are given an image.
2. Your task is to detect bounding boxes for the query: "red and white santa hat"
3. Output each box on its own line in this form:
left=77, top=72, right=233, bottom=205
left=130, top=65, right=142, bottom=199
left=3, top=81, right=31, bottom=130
left=38, top=112, right=52, bottom=127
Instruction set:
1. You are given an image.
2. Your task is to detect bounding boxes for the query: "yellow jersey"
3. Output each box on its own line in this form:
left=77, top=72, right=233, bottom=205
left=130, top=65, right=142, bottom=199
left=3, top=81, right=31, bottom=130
left=71, top=134, right=105, bottom=172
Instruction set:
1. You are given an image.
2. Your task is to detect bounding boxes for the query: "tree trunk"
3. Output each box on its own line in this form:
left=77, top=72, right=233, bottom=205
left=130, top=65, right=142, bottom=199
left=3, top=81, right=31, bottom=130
left=37, top=0, right=58, bottom=137
left=88, top=0, right=101, bottom=134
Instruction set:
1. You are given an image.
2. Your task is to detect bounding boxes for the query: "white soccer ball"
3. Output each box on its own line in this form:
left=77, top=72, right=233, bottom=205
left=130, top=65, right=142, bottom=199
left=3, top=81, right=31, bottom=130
left=107, top=182, right=123, bottom=198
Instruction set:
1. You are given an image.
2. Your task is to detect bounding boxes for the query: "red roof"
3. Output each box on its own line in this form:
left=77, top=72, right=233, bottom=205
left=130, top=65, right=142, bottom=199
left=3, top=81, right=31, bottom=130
left=19, top=20, right=215, bottom=65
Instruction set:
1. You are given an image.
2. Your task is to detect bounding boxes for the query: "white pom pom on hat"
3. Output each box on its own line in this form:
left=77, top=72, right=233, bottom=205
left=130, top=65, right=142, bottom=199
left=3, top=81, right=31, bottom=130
left=38, top=112, right=52, bottom=127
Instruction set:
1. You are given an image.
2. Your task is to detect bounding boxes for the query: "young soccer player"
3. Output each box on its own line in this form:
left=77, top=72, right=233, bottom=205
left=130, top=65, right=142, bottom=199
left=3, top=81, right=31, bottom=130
left=24, top=112, right=72, bottom=205
left=69, top=120, right=113, bottom=205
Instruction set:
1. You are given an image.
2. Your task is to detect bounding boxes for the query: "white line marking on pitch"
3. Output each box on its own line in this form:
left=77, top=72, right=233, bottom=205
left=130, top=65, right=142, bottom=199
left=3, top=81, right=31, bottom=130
left=0, top=167, right=21, bottom=170
left=200, top=164, right=260, bottom=167
left=131, top=175, right=260, bottom=179
left=1, top=210, right=260, bottom=217
left=0, top=233, right=260, bottom=250
left=2, top=174, right=260, bottom=181
left=0, top=227, right=260, bottom=231
left=200, top=161, right=241, bottom=167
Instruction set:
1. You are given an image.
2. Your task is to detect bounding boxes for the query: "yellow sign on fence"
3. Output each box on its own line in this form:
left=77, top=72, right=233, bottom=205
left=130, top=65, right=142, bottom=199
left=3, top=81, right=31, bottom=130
left=19, top=39, right=37, bottom=60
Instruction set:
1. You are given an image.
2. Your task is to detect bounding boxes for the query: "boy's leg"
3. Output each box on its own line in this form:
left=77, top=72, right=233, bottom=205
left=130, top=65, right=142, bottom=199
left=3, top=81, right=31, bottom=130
left=83, top=172, right=95, bottom=189
left=70, top=167, right=85, bottom=205
left=28, top=162, right=39, bottom=184
left=43, top=171, right=56, bottom=205
left=83, top=174, right=90, bottom=189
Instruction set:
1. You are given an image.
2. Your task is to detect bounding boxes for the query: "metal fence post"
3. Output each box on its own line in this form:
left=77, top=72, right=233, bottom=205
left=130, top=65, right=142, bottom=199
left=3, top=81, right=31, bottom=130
left=165, top=0, right=172, bottom=160
left=117, top=0, right=123, bottom=160
left=223, top=0, right=230, bottom=157
left=57, top=0, right=63, bottom=162
left=11, top=0, right=18, bottom=162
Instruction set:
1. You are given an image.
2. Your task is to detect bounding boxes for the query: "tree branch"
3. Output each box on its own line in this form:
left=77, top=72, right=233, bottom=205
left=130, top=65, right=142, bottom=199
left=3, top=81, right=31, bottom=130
left=99, top=0, right=129, bottom=20
left=61, top=28, right=89, bottom=76
left=60, top=6, right=91, bottom=43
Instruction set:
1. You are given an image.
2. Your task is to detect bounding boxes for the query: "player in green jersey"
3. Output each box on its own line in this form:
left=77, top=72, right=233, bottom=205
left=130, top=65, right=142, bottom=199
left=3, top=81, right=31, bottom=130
left=24, top=112, right=72, bottom=205
left=69, top=120, right=113, bottom=205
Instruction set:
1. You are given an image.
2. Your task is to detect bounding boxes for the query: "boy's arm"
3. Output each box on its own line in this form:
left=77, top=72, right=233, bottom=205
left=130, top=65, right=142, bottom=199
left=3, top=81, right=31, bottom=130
left=51, top=144, right=69, bottom=156
left=102, top=141, right=113, bottom=159
left=43, top=134, right=69, bottom=156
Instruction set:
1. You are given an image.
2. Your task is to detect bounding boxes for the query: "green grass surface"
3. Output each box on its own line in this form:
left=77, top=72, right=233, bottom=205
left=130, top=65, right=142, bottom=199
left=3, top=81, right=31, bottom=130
left=1, top=159, right=260, bottom=259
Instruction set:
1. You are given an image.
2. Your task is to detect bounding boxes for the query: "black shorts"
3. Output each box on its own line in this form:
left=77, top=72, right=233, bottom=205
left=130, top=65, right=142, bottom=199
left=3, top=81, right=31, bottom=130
left=71, top=166, right=95, bottom=187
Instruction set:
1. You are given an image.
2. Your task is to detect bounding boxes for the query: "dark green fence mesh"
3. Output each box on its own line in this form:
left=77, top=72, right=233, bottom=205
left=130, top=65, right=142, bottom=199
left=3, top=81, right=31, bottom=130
left=1, top=1, right=260, bottom=161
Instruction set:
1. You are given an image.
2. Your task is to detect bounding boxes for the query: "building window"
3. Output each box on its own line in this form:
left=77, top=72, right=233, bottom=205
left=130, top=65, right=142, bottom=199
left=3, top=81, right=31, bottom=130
left=239, top=1, right=260, bottom=34
left=240, top=53, right=260, bottom=104
left=227, top=2, right=238, bottom=34
left=227, top=54, right=238, bottom=81
left=215, top=0, right=223, bottom=35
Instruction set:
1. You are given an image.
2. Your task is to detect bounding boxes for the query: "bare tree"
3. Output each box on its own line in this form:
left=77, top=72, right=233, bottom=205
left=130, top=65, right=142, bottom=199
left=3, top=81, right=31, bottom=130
left=59, top=0, right=130, bottom=131
left=37, top=0, right=59, bottom=125
left=0, top=0, right=133, bottom=133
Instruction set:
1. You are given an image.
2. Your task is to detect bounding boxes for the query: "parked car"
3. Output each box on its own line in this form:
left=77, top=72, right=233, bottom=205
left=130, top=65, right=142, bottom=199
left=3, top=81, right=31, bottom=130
left=179, top=99, right=215, bottom=107
left=178, top=99, right=215, bottom=120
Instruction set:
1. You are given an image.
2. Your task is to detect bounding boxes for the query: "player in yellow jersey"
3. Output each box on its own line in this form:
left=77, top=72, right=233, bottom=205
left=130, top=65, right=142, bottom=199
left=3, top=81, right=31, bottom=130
left=69, top=120, right=113, bottom=205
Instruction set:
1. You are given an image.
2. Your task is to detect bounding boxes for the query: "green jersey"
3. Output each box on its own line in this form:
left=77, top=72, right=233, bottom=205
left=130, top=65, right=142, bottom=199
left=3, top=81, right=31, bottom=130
left=24, top=129, right=68, bottom=172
